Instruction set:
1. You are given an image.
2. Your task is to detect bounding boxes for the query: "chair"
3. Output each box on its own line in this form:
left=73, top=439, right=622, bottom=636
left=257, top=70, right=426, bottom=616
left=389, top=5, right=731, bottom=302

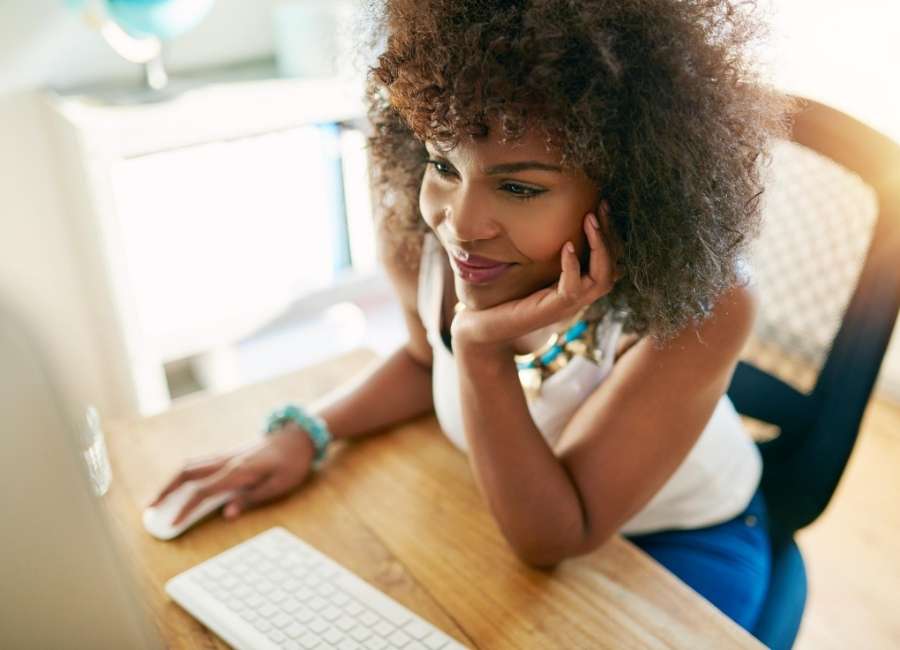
left=726, top=97, right=900, bottom=649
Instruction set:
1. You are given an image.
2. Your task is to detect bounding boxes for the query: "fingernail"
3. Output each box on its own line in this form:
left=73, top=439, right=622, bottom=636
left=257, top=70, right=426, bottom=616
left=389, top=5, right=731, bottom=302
left=589, top=213, right=600, bottom=229
left=565, top=241, right=575, bottom=254
left=225, top=504, right=238, bottom=518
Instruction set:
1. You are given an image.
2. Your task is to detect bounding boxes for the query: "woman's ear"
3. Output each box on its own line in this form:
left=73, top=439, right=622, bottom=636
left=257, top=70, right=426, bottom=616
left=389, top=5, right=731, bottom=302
left=597, top=199, right=624, bottom=282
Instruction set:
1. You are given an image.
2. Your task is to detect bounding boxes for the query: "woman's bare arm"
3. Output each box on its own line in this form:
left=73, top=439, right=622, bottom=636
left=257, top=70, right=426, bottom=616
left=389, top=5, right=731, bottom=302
left=454, top=283, right=757, bottom=569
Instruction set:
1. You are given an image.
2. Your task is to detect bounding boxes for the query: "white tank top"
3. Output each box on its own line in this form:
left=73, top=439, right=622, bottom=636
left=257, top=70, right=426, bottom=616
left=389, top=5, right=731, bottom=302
left=417, top=233, right=763, bottom=535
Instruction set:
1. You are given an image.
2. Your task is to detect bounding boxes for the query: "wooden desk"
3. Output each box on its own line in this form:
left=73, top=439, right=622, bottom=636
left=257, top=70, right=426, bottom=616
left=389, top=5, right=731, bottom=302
left=104, top=349, right=763, bottom=649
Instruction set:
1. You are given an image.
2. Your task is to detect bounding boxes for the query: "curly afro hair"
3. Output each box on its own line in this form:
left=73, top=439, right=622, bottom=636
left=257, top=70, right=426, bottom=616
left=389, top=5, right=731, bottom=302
left=363, top=0, right=795, bottom=341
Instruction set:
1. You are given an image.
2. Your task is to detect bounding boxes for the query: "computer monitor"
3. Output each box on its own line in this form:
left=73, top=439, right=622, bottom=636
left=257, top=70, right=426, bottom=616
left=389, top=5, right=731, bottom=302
left=0, top=304, right=164, bottom=649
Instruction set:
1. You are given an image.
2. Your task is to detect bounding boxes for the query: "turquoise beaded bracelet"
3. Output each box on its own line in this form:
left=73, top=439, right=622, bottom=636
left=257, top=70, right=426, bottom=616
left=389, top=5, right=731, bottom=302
left=264, top=404, right=332, bottom=465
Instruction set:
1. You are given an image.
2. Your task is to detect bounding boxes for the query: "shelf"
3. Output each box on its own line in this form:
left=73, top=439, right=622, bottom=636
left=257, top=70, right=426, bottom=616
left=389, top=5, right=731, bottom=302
left=46, top=66, right=367, bottom=157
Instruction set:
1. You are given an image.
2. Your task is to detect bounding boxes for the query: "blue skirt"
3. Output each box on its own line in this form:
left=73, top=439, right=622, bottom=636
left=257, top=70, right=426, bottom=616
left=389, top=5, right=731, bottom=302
left=624, top=488, right=771, bottom=633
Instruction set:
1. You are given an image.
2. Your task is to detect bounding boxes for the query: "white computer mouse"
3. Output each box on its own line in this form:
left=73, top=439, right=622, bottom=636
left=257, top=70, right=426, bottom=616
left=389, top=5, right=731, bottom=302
left=142, top=480, right=237, bottom=541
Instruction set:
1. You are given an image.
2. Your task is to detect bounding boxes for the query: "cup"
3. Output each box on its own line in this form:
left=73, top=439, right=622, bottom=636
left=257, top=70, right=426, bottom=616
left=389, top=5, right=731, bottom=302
left=79, top=405, right=113, bottom=497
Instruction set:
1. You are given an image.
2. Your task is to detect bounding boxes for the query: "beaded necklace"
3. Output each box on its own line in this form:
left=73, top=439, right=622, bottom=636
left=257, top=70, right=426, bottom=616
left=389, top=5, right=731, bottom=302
left=513, top=307, right=599, bottom=401
left=453, top=303, right=601, bottom=401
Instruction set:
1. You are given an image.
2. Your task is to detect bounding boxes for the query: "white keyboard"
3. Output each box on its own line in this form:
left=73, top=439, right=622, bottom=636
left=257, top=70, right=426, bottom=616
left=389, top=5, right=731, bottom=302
left=166, top=527, right=468, bottom=650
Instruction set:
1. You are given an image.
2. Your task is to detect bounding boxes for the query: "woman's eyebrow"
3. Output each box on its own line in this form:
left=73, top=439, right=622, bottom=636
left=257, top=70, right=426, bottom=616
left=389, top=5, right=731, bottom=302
left=424, top=147, right=562, bottom=174
left=484, top=161, right=562, bottom=174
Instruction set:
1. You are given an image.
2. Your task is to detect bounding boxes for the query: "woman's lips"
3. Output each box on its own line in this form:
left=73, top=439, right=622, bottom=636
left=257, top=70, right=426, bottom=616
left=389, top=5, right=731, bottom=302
left=450, top=255, right=514, bottom=284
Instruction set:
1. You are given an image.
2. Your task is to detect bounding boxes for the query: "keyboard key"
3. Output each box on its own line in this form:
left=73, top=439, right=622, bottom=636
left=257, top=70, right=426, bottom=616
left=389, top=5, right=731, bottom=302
left=367, top=637, right=389, bottom=650
left=267, top=629, right=286, bottom=643
left=333, top=575, right=412, bottom=627
left=374, top=620, right=395, bottom=637
left=260, top=545, right=280, bottom=560
left=231, top=562, right=252, bottom=575
left=265, top=567, right=286, bottom=582
left=389, top=629, right=413, bottom=647
left=298, top=632, right=320, bottom=648
left=308, top=619, right=329, bottom=634
left=294, top=607, right=315, bottom=624
left=284, top=622, right=305, bottom=639
left=253, top=619, right=272, bottom=633
left=294, top=587, right=314, bottom=601
left=329, top=592, right=351, bottom=607
left=258, top=603, right=277, bottom=618
left=335, top=616, right=356, bottom=632
left=323, top=627, right=345, bottom=644
left=269, top=588, right=288, bottom=603
left=348, top=625, right=372, bottom=642
left=308, top=596, right=329, bottom=612
left=316, top=562, right=335, bottom=575
left=404, top=619, right=436, bottom=640
left=204, top=564, right=225, bottom=579
left=271, top=611, right=292, bottom=629
left=281, top=597, right=302, bottom=614
left=423, top=631, right=452, bottom=649
left=344, top=601, right=364, bottom=616
left=359, top=611, right=378, bottom=626
left=317, top=583, right=336, bottom=597
left=194, top=574, right=216, bottom=590
left=244, top=593, right=264, bottom=608
left=321, top=605, right=342, bottom=622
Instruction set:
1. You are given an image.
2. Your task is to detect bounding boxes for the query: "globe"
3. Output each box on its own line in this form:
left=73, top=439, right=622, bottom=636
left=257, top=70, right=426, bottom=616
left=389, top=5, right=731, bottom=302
left=105, top=0, right=217, bottom=41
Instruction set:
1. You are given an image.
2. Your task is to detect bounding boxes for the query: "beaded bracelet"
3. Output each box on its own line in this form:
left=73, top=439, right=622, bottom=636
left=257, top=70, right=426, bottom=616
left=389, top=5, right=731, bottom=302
left=263, top=404, right=332, bottom=465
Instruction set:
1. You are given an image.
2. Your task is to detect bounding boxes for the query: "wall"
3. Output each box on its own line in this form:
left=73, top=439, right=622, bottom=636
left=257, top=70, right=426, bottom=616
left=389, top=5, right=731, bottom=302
left=0, top=0, right=282, bottom=91
left=0, top=0, right=285, bottom=418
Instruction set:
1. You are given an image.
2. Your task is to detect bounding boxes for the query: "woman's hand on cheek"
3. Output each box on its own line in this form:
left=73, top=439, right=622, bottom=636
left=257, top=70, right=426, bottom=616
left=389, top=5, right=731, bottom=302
left=451, top=210, right=617, bottom=354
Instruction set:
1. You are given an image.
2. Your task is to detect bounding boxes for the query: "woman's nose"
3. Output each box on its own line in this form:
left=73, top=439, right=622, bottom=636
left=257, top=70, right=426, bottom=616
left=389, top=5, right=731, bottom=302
left=443, top=192, right=501, bottom=242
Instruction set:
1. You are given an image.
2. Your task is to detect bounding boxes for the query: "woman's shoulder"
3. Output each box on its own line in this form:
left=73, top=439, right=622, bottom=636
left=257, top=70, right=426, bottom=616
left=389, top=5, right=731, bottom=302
left=708, top=281, right=759, bottom=353
left=613, top=281, right=758, bottom=378
left=683, top=281, right=759, bottom=376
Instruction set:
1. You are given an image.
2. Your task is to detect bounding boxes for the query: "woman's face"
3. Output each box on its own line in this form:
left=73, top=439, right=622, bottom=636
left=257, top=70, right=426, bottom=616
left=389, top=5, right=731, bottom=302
left=419, top=128, right=602, bottom=310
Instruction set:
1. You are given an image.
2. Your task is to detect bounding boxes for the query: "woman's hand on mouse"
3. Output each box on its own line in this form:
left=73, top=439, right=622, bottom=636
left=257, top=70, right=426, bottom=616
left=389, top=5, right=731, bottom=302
left=148, top=422, right=316, bottom=526
left=451, top=206, right=619, bottom=354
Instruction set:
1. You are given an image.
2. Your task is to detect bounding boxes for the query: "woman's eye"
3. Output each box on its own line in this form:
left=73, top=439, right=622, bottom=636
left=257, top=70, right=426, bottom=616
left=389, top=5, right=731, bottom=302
left=502, top=183, right=544, bottom=200
left=426, top=160, right=544, bottom=201
left=426, top=160, right=456, bottom=177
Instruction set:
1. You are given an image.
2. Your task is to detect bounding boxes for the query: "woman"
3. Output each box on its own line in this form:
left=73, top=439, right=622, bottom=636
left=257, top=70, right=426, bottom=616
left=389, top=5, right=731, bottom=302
left=151, top=0, right=793, bottom=633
